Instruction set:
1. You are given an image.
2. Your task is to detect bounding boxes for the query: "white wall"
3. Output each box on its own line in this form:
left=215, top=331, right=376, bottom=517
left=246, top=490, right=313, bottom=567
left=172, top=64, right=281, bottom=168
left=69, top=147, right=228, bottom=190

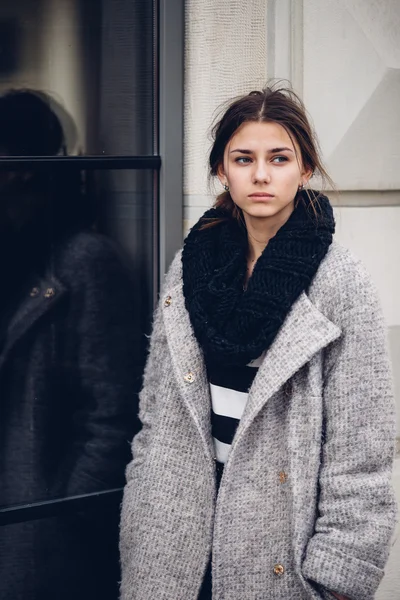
left=299, top=0, right=400, bottom=441
left=303, top=0, right=400, bottom=190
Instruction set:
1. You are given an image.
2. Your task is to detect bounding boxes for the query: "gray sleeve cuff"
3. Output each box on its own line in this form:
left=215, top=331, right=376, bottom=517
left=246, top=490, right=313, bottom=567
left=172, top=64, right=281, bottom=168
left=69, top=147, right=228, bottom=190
left=302, top=537, right=384, bottom=600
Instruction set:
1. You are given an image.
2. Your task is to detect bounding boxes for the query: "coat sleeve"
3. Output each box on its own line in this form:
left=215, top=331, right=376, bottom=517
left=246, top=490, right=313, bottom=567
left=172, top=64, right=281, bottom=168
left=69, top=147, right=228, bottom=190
left=121, top=253, right=179, bottom=485
left=302, top=261, right=398, bottom=600
left=124, top=296, right=168, bottom=479
left=60, top=236, right=145, bottom=497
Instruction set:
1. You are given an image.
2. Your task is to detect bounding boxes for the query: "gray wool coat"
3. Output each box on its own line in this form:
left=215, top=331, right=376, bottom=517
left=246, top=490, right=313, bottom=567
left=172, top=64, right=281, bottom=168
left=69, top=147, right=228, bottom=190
left=120, top=241, right=397, bottom=600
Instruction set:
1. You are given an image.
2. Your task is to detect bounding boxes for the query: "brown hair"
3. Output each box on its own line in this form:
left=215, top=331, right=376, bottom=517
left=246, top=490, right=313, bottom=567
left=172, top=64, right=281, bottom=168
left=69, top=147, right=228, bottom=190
left=204, top=82, right=333, bottom=228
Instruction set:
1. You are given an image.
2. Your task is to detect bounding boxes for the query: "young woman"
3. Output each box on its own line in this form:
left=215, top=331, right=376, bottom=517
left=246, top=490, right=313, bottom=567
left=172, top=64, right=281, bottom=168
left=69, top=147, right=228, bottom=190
left=120, top=86, right=397, bottom=600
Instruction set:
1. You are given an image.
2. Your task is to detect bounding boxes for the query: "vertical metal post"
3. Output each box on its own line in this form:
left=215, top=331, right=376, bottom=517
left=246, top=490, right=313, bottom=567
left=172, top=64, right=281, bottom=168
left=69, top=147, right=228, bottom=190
left=158, top=0, right=184, bottom=287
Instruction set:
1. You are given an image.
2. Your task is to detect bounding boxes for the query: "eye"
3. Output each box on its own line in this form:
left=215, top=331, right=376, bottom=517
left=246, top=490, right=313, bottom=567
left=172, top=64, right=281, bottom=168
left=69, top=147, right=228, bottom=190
left=271, top=155, right=288, bottom=164
left=235, top=156, right=252, bottom=164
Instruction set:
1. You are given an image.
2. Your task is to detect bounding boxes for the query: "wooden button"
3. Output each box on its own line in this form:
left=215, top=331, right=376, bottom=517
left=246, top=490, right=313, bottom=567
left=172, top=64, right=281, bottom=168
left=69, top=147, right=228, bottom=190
left=273, top=564, right=285, bottom=576
left=183, top=372, right=195, bottom=383
left=279, top=471, right=288, bottom=484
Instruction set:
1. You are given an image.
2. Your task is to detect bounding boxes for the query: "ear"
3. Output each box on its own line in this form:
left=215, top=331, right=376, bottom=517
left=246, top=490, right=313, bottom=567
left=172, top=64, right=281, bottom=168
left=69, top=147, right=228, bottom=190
left=217, top=163, right=226, bottom=187
left=300, top=167, right=313, bottom=187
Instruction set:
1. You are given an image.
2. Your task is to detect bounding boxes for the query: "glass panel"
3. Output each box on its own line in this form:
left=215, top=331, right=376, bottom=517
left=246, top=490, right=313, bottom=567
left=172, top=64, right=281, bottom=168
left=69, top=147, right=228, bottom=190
left=0, top=165, right=155, bottom=596
left=0, top=0, right=155, bottom=156
left=0, top=167, right=154, bottom=511
left=0, top=506, right=121, bottom=598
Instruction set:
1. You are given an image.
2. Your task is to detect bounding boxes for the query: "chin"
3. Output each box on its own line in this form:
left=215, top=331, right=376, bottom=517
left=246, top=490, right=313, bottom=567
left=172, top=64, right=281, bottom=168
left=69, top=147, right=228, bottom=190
left=242, top=199, right=295, bottom=221
left=243, top=206, right=281, bottom=219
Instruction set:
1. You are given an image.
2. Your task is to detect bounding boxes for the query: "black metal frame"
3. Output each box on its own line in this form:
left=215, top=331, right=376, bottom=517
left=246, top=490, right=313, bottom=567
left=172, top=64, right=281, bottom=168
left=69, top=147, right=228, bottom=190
left=158, top=0, right=184, bottom=278
left=0, top=156, right=160, bottom=170
left=0, top=489, right=123, bottom=526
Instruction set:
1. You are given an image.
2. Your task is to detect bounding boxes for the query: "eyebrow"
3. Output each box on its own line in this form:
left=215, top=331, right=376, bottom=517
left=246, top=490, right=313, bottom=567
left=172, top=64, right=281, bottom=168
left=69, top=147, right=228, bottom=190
left=229, top=146, right=294, bottom=154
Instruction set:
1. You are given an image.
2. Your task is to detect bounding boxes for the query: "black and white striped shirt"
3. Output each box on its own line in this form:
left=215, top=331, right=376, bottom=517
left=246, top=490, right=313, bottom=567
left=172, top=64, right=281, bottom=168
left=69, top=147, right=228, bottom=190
left=207, top=353, right=265, bottom=465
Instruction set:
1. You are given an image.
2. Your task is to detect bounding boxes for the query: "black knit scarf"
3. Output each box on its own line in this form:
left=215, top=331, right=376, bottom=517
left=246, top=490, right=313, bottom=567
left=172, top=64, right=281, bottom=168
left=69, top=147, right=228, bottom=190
left=182, top=191, right=335, bottom=367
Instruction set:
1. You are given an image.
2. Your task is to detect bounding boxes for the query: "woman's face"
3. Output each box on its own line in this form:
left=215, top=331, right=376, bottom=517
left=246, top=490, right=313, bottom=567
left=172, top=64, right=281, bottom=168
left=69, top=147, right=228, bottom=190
left=218, top=121, right=311, bottom=223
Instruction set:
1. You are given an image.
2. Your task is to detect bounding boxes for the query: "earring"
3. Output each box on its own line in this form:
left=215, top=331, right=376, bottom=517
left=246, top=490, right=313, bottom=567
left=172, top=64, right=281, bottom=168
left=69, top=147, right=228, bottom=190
left=298, top=183, right=304, bottom=190
left=223, top=184, right=230, bottom=192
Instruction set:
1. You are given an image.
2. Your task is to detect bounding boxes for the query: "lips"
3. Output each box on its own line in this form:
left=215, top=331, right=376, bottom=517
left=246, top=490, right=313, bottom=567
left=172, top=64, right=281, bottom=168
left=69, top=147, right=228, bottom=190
left=248, top=193, right=274, bottom=198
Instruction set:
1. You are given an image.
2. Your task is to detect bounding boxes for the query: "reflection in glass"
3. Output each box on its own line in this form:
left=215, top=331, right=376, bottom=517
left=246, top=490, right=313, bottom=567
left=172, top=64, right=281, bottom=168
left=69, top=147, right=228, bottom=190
left=0, top=89, right=152, bottom=599
left=0, top=0, right=154, bottom=156
left=1, top=510, right=121, bottom=598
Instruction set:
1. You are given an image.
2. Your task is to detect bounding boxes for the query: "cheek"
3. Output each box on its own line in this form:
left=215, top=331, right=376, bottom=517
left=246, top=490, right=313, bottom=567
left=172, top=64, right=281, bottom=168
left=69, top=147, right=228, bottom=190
left=227, top=169, right=246, bottom=189
left=276, top=166, right=301, bottom=187
left=231, top=170, right=246, bottom=182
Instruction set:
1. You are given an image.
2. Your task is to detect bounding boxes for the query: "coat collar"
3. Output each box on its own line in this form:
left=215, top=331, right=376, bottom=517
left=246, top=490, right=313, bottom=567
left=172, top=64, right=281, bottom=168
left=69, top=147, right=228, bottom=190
left=162, top=276, right=341, bottom=461
left=0, top=273, right=67, bottom=371
left=236, top=291, right=341, bottom=440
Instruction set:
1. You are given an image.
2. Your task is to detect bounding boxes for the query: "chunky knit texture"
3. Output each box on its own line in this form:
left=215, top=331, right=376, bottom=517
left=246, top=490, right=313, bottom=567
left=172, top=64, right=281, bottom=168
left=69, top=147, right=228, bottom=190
left=182, top=191, right=335, bottom=367
left=120, top=241, right=397, bottom=600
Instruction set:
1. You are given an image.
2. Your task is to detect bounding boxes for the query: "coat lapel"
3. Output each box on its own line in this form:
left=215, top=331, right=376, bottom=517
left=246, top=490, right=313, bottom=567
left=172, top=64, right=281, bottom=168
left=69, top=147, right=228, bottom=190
left=0, top=274, right=67, bottom=372
left=162, top=279, right=342, bottom=462
left=237, top=291, right=341, bottom=438
left=162, top=280, right=215, bottom=462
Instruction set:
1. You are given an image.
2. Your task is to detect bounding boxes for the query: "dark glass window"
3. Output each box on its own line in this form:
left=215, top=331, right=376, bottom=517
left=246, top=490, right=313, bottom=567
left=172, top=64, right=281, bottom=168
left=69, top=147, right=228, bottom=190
left=0, top=0, right=169, bottom=598
left=0, top=0, right=155, bottom=156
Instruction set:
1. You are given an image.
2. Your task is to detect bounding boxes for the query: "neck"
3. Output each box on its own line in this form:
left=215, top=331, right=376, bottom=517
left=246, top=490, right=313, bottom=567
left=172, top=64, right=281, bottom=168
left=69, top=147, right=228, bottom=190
left=244, top=201, right=294, bottom=261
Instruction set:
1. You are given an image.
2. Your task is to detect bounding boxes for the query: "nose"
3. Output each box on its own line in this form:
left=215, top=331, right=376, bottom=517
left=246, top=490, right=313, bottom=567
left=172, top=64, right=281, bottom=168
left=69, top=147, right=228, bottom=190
left=252, top=159, right=271, bottom=184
